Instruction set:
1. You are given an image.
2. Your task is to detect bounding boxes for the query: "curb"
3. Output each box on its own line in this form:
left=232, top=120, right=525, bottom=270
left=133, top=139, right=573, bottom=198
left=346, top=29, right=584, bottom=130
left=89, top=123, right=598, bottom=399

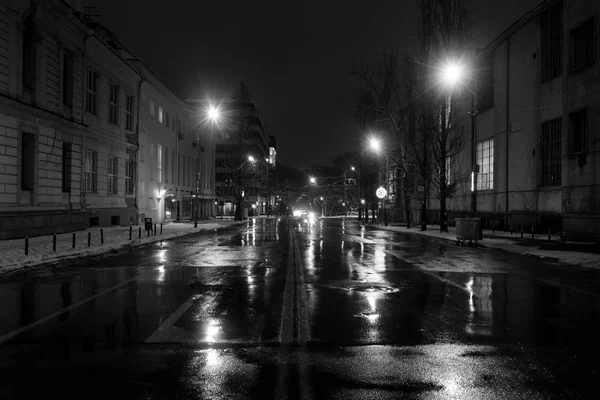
left=0, top=221, right=247, bottom=279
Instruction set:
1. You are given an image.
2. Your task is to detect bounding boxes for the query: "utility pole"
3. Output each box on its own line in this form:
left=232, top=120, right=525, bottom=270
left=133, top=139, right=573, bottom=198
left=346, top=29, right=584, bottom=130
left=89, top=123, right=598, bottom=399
left=343, top=172, right=347, bottom=216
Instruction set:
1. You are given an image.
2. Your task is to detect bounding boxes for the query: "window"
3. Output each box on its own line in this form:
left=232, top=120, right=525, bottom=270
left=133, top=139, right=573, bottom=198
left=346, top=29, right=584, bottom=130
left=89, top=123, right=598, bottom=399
left=21, top=132, right=35, bottom=190
left=125, top=161, right=134, bottom=195
left=22, top=16, right=37, bottom=90
left=150, top=100, right=155, bottom=117
left=62, top=52, right=74, bottom=106
left=84, top=150, right=97, bottom=192
left=476, top=139, right=494, bottom=190
left=86, top=69, right=99, bottom=114
left=108, top=156, right=118, bottom=194
left=125, top=95, right=134, bottom=131
left=62, top=142, right=71, bottom=192
left=477, top=55, right=494, bottom=112
left=540, top=1, right=563, bottom=83
left=108, top=84, right=119, bottom=124
left=540, top=118, right=562, bottom=186
left=570, top=17, right=595, bottom=71
left=165, top=111, right=169, bottom=128
left=157, top=144, right=162, bottom=183
left=165, top=148, right=169, bottom=183
left=569, top=109, right=587, bottom=153
left=158, top=106, right=163, bottom=123
left=140, top=144, right=145, bottom=163
left=172, top=116, right=176, bottom=131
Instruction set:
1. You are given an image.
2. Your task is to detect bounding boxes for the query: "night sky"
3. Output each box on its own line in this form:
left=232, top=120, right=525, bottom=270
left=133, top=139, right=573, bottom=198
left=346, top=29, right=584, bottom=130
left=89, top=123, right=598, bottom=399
left=84, top=0, right=541, bottom=168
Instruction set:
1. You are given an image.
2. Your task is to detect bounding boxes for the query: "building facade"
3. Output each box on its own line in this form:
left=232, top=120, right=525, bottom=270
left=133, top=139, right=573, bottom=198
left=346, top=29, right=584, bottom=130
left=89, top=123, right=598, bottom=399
left=442, top=0, right=599, bottom=241
left=0, top=0, right=138, bottom=239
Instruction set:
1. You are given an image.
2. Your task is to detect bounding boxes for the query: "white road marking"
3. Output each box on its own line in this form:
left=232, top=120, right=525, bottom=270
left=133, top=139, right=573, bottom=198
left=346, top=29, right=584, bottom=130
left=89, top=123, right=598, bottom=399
left=294, top=231, right=311, bottom=343
left=279, top=224, right=295, bottom=344
left=145, top=294, right=200, bottom=343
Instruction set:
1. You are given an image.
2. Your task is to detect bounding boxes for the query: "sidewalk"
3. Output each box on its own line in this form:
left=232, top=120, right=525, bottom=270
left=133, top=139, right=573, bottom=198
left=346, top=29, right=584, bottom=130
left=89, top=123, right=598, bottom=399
left=0, top=219, right=247, bottom=277
left=370, top=221, right=600, bottom=270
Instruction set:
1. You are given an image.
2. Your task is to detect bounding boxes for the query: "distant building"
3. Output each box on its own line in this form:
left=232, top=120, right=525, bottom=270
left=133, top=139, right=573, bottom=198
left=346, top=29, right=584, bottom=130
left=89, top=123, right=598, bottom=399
left=188, top=94, right=272, bottom=217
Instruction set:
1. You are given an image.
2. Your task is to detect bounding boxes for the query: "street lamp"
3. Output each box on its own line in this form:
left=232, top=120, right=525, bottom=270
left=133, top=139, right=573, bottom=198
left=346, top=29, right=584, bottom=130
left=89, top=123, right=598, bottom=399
left=194, top=104, right=221, bottom=228
left=309, top=176, right=316, bottom=184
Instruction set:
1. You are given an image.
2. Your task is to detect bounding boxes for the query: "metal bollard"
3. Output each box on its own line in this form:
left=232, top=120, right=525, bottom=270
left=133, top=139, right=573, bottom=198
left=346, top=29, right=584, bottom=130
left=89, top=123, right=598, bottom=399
left=53, top=233, right=57, bottom=252
left=510, top=225, right=514, bottom=235
left=88, top=232, right=91, bottom=247
left=72, top=232, right=76, bottom=249
left=160, top=223, right=163, bottom=234
left=25, top=236, right=29, bottom=256
left=129, top=226, right=132, bottom=240
left=531, top=225, right=534, bottom=240
left=492, top=222, right=495, bottom=233
left=101, top=228, right=104, bottom=244
left=139, top=226, right=142, bottom=239
left=548, top=229, right=552, bottom=241
left=154, top=224, right=157, bottom=236
left=520, top=226, right=524, bottom=239
left=561, top=231, right=566, bottom=245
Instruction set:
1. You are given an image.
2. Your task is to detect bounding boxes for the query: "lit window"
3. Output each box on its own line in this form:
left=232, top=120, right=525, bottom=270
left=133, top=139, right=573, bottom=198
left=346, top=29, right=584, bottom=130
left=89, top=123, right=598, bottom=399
left=476, top=139, right=494, bottom=190
left=108, top=156, right=118, bottom=194
left=157, top=144, right=162, bottom=183
left=158, top=106, right=163, bottom=123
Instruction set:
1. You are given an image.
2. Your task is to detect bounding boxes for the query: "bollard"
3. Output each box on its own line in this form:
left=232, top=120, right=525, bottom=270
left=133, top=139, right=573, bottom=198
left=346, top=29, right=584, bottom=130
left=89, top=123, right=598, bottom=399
left=492, top=222, right=495, bottom=233
left=561, top=231, right=566, bottom=245
left=531, top=225, right=534, bottom=240
left=72, top=232, right=76, bottom=249
left=147, top=227, right=150, bottom=237
left=160, top=223, right=163, bottom=234
left=88, top=232, right=91, bottom=247
left=548, top=228, right=552, bottom=241
left=138, top=226, right=141, bottom=239
left=520, top=226, right=524, bottom=239
left=129, top=226, right=132, bottom=240
left=53, top=233, right=57, bottom=252
left=510, top=225, right=514, bottom=235
left=101, top=228, right=104, bottom=244
left=154, top=224, right=157, bottom=236
left=25, top=236, right=29, bottom=256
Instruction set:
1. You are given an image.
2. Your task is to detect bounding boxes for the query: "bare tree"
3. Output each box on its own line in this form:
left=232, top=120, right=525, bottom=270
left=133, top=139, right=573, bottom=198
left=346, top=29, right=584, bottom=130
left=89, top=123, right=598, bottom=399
left=351, top=52, right=416, bottom=226
left=411, top=0, right=472, bottom=232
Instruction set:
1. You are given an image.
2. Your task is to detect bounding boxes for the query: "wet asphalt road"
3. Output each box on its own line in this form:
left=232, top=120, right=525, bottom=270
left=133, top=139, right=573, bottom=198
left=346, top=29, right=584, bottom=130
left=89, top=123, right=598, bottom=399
left=1, top=217, right=600, bottom=399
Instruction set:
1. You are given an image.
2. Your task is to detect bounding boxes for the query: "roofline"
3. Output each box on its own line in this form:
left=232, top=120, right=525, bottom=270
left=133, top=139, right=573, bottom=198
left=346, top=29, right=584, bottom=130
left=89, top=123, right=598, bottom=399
left=476, top=0, right=556, bottom=59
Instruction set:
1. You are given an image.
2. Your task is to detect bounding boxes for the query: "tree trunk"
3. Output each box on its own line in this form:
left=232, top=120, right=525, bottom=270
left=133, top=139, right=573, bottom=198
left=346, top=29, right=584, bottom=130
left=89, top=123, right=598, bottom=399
left=404, top=188, right=411, bottom=229
left=439, top=101, right=448, bottom=233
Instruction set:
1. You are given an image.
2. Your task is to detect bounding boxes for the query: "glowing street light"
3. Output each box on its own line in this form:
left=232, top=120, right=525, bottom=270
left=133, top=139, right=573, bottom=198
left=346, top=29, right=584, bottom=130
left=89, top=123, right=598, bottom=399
left=369, top=137, right=381, bottom=152
left=208, top=105, right=220, bottom=122
left=248, top=155, right=255, bottom=162
left=440, top=61, right=467, bottom=89
left=309, top=176, right=316, bottom=184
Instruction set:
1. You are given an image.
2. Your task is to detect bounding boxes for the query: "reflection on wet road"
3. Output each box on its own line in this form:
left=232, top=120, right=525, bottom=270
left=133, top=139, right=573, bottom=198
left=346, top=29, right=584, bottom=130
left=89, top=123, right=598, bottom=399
left=1, top=217, right=600, bottom=399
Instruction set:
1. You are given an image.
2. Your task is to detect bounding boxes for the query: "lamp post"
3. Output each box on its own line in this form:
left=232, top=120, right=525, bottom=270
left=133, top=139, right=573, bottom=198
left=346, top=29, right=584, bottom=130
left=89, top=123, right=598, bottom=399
left=195, top=105, right=220, bottom=228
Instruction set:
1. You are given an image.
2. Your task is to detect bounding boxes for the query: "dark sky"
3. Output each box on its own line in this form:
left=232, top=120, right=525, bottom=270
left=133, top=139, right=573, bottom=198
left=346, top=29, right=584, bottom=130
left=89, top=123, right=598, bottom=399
left=84, top=0, right=541, bottom=168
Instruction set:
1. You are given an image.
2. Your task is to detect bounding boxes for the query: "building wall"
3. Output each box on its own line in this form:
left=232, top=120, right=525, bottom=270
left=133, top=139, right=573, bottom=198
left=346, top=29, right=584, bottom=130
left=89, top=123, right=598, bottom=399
left=0, top=0, right=89, bottom=239
left=81, top=35, right=140, bottom=227
left=137, top=74, right=215, bottom=224
left=436, top=0, right=599, bottom=241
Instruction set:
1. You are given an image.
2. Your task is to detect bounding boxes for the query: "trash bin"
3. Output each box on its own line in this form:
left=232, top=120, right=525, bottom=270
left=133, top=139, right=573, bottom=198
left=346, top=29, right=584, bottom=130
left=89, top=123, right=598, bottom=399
left=456, top=218, right=482, bottom=246
left=144, top=217, right=153, bottom=231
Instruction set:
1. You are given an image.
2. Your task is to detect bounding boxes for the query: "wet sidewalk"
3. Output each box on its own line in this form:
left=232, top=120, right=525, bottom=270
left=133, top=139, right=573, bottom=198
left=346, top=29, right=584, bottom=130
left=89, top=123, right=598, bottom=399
left=0, top=219, right=247, bottom=277
left=371, top=221, right=600, bottom=270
